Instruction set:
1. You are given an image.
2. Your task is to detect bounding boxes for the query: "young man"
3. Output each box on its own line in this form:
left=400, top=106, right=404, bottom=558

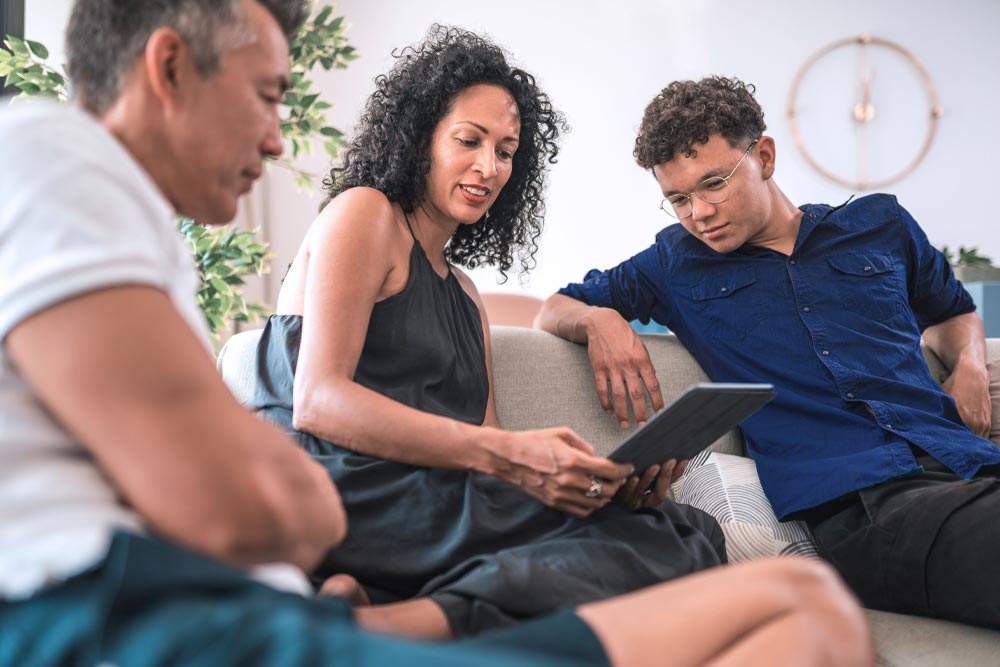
left=0, top=5, right=871, bottom=666
left=538, top=76, right=1000, bottom=629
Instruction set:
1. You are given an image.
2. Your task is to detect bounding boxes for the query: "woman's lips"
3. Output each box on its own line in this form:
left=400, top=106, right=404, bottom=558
left=459, top=184, right=489, bottom=205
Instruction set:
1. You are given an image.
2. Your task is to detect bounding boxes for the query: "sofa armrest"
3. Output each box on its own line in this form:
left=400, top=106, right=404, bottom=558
left=217, top=328, right=263, bottom=405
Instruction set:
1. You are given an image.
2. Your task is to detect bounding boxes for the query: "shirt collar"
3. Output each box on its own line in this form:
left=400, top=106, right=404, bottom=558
left=71, top=105, right=177, bottom=230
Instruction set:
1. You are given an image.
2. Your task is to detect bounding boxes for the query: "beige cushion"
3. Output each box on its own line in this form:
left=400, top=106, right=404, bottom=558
left=489, top=326, right=743, bottom=457
left=986, top=355, right=1000, bottom=448
left=866, top=609, right=1000, bottom=667
left=216, top=326, right=1000, bottom=667
left=217, top=329, right=261, bottom=405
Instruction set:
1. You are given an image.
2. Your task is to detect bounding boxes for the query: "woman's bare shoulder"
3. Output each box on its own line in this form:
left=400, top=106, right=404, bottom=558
left=450, top=266, right=485, bottom=308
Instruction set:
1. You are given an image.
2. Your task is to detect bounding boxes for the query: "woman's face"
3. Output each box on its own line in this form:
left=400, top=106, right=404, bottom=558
left=423, top=84, right=521, bottom=226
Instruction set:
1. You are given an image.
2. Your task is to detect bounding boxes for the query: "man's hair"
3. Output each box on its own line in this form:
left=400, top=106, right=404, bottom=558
left=633, top=76, right=766, bottom=169
left=66, top=0, right=309, bottom=113
left=325, top=24, right=566, bottom=281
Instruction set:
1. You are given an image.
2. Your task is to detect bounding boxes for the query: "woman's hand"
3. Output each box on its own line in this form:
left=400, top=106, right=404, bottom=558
left=614, top=458, right=687, bottom=511
left=485, top=427, right=633, bottom=518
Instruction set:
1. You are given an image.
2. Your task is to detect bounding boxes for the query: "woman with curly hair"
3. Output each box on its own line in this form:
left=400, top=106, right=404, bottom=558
left=250, top=25, right=736, bottom=641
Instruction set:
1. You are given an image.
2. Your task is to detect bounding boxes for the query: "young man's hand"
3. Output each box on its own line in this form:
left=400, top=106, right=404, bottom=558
left=582, top=308, right=666, bottom=428
left=943, top=357, right=992, bottom=438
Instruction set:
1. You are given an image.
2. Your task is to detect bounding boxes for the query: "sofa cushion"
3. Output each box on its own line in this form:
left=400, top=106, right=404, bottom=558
left=672, top=451, right=818, bottom=562
left=489, top=327, right=745, bottom=457
left=866, top=609, right=1000, bottom=667
left=987, top=358, right=1000, bottom=447
left=217, top=329, right=261, bottom=405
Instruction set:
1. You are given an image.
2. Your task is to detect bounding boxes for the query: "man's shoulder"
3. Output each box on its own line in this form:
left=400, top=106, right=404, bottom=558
left=0, top=102, right=117, bottom=183
left=653, top=222, right=711, bottom=256
left=1, top=101, right=91, bottom=145
left=807, top=193, right=903, bottom=231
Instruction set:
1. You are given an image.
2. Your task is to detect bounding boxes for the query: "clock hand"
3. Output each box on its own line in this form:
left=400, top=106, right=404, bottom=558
left=854, top=67, right=876, bottom=124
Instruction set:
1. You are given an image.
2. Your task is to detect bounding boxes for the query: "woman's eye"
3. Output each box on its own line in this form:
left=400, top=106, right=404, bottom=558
left=497, top=150, right=513, bottom=161
left=457, top=138, right=478, bottom=147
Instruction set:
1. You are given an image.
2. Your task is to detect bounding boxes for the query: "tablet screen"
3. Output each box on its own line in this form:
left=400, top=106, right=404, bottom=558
left=608, top=383, right=775, bottom=472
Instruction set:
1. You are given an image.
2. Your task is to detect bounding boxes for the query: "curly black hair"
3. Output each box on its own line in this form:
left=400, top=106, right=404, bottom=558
left=634, top=76, right=766, bottom=169
left=324, top=24, right=566, bottom=280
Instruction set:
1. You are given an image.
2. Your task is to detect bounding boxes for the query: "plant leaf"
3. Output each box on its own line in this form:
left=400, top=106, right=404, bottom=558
left=26, top=40, right=49, bottom=59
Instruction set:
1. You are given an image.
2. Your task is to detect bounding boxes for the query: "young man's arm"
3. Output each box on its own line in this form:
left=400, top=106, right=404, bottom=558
left=6, top=286, right=346, bottom=572
left=922, top=311, right=991, bottom=438
left=896, top=200, right=991, bottom=439
left=536, top=294, right=665, bottom=428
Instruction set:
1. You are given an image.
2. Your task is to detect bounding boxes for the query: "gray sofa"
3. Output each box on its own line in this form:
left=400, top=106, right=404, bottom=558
left=218, top=326, right=1000, bottom=666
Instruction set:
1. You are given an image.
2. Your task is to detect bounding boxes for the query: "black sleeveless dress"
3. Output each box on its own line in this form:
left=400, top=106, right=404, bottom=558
left=250, top=236, right=726, bottom=636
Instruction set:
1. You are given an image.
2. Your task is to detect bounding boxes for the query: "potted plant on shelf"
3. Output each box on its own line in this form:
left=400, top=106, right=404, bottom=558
left=0, top=3, right=357, bottom=346
left=941, top=245, right=1000, bottom=284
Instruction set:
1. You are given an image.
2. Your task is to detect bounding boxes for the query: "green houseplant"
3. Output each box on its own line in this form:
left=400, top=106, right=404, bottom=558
left=940, top=245, right=1000, bottom=283
left=0, top=4, right=357, bottom=345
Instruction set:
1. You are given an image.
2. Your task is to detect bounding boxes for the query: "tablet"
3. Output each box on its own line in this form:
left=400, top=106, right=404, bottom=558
left=608, top=383, right=775, bottom=472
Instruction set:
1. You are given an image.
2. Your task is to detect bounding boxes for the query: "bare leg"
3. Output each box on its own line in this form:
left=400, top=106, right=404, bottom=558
left=318, top=574, right=453, bottom=640
left=354, top=599, right=453, bottom=640
left=577, top=558, right=873, bottom=667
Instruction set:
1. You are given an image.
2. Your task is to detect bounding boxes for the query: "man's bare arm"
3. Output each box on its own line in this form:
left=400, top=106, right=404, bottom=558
left=6, top=286, right=345, bottom=571
left=536, top=294, right=665, bottom=427
left=534, top=293, right=602, bottom=344
left=922, top=311, right=991, bottom=437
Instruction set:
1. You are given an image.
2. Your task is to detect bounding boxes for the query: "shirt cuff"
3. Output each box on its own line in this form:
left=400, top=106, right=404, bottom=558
left=557, top=269, right=615, bottom=309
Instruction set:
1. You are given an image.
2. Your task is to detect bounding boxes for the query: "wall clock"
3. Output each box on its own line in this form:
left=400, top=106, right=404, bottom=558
left=786, top=34, right=942, bottom=190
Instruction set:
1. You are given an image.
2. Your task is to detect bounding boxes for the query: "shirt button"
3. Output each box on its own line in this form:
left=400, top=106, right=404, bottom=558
left=721, top=286, right=728, bottom=292
left=803, top=306, right=811, bottom=313
left=847, top=393, right=855, bottom=399
left=595, top=278, right=601, bottom=284
left=864, top=266, right=872, bottom=272
left=885, top=424, right=893, bottom=430
left=822, top=350, right=830, bottom=356
left=789, top=260, right=796, bottom=265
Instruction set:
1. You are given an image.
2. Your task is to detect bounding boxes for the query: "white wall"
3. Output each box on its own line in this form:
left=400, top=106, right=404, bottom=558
left=267, top=0, right=1000, bottom=301
left=24, top=0, right=70, bottom=66
left=26, top=0, right=1000, bottom=304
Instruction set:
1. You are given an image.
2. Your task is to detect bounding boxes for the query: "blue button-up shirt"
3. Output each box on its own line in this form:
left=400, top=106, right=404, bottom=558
left=559, top=194, right=1000, bottom=518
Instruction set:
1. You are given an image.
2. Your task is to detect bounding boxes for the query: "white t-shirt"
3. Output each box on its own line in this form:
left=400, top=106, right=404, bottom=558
left=0, top=102, right=209, bottom=598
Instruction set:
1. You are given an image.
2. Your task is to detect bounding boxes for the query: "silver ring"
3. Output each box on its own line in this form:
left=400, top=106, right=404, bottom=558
left=585, top=476, right=603, bottom=498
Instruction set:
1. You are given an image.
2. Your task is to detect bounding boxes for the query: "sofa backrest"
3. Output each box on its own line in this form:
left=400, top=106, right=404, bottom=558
left=217, top=326, right=980, bottom=458
left=487, top=327, right=744, bottom=456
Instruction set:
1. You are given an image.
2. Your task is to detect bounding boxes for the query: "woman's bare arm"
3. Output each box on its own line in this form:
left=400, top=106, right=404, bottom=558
left=284, top=189, right=630, bottom=516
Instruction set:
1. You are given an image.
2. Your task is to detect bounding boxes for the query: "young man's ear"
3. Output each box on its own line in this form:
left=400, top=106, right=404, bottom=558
left=757, top=136, right=777, bottom=181
left=143, top=27, right=188, bottom=111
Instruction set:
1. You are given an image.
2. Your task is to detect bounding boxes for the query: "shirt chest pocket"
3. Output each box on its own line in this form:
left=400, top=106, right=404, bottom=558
left=825, top=252, right=904, bottom=321
left=689, top=268, right=764, bottom=335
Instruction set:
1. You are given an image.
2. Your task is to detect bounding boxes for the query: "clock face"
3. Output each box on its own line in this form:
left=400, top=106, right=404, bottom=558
left=787, top=35, right=941, bottom=190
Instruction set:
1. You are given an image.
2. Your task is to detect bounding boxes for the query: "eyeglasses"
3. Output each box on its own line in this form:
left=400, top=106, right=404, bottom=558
left=659, top=140, right=759, bottom=219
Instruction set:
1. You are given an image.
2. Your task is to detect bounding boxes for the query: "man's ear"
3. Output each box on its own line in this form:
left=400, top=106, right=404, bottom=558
left=757, top=136, right=777, bottom=181
left=143, top=27, right=188, bottom=111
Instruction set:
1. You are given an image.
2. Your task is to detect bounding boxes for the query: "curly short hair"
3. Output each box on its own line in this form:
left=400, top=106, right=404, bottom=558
left=325, top=24, right=566, bottom=280
left=634, top=76, right=766, bottom=169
